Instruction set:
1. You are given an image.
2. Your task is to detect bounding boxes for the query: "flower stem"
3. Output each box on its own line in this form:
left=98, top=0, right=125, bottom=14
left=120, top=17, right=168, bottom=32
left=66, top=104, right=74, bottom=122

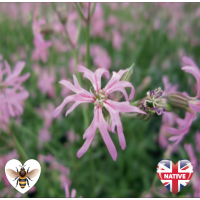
left=86, top=3, right=95, bottom=197
left=86, top=3, right=91, bottom=71
left=13, top=133, right=28, bottom=163
left=8, top=124, right=28, bottom=163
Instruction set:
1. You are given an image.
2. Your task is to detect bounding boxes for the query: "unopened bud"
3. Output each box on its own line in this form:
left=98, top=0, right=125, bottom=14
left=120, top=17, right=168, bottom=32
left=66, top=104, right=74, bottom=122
left=168, top=92, right=190, bottom=110
left=40, top=24, right=54, bottom=34
left=59, top=11, right=68, bottom=24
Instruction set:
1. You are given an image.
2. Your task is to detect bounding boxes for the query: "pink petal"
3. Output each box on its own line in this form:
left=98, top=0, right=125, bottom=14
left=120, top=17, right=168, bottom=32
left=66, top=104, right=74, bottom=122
left=17, top=73, right=30, bottom=84
left=78, top=65, right=97, bottom=89
left=59, top=79, right=82, bottom=94
left=95, top=68, right=110, bottom=90
left=104, top=69, right=128, bottom=91
left=77, top=131, right=96, bottom=158
left=73, top=75, right=84, bottom=91
left=168, top=135, right=183, bottom=145
left=182, top=66, right=200, bottom=98
left=78, top=65, right=109, bottom=91
left=184, top=143, right=197, bottom=169
left=99, top=107, right=117, bottom=161
left=65, top=101, right=82, bottom=117
left=64, top=184, right=69, bottom=198
left=53, top=94, right=92, bottom=117
left=189, top=103, right=200, bottom=113
left=166, top=126, right=189, bottom=135
left=162, top=75, right=178, bottom=95
left=71, top=189, right=76, bottom=198
left=4, top=61, right=11, bottom=75
left=105, top=99, right=146, bottom=114
left=104, top=81, right=135, bottom=101
left=83, top=107, right=98, bottom=139
left=182, top=56, right=197, bottom=68
left=5, top=61, right=25, bottom=82
left=77, top=107, right=98, bottom=157
left=8, top=104, right=15, bottom=117
left=104, top=103, right=126, bottom=150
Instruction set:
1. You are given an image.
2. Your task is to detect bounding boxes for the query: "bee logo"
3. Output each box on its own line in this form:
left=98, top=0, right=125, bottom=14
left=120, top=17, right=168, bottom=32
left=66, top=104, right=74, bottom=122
left=6, top=165, right=39, bottom=189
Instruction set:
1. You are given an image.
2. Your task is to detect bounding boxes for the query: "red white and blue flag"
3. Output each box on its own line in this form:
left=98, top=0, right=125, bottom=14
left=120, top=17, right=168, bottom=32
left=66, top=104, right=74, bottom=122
left=157, top=159, right=193, bottom=194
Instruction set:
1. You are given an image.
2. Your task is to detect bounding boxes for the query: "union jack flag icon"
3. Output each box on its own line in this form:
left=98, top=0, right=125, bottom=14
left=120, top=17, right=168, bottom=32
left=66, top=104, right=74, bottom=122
left=157, top=159, right=193, bottom=194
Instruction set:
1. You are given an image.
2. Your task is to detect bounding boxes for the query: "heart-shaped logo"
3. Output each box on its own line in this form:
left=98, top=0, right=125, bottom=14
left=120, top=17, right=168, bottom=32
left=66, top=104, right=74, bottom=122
left=5, top=159, right=41, bottom=194
left=157, top=159, right=193, bottom=194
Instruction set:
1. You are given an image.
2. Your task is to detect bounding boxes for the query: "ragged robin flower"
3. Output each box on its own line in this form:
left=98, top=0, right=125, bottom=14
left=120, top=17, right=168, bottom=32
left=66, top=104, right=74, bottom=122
left=53, top=65, right=146, bottom=161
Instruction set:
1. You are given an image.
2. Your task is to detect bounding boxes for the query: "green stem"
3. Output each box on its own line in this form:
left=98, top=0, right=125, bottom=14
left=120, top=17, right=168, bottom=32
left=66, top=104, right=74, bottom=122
left=89, top=146, right=95, bottom=197
left=13, top=133, right=28, bottom=162
left=73, top=37, right=95, bottom=197
left=74, top=3, right=87, bottom=23
left=86, top=4, right=91, bottom=71
left=13, top=123, right=59, bottom=160
left=51, top=2, right=75, bottom=48
left=90, top=3, right=97, bottom=17
left=86, top=3, right=95, bottom=197
left=8, top=123, right=28, bottom=162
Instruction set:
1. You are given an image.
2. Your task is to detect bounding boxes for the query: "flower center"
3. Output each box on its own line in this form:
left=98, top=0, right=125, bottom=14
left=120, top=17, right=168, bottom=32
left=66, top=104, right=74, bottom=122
left=143, top=87, right=166, bottom=115
left=94, top=90, right=107, bottom=107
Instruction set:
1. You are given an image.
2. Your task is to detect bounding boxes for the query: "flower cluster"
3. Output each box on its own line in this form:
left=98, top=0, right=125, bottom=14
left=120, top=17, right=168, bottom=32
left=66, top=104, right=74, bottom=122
left=0, top=59, right=30, bottom=129
left=32, top=4, right=52, bottom=62
left=166, top=56, right=200, bottom=145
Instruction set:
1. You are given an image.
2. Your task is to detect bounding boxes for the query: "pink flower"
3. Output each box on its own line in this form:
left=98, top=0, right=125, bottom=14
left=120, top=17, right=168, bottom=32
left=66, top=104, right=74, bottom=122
left=90, top=45, right=111, bottom=69
left=36, top=103, right=55, bottom=128
left=90, top=3, right=105, bottom=38
left=112, top=30, right=123, bottom=50
left=0, top=60, right=29, bottom=127
left=38, top=154, right=71, bottom=189
left=184, top=143, right=197, bottom=170
left=195, top=131, right=200, bottom=152
left=0, top=150, right=19, bottom=187
left=181, top=56, right=200, bottom=113
left=166, top=112, right=196, bottom=145
left=193, top=176, right=200, bottom=197
left=38, top=128, right=51, bottom=149
left=66, top=22, right=78, bottom=47
left=37, top=68, right=55, bottom=98
left=162, top=75, right=178, bottom=95
left=107, top=15, right=119, bottom=27
left=66, top=130, right=80, bottom=143
left=32, top=4, right=51, bottom=62
left=53, top=65, right=146, bottom=161
left=2, top=61, right=30, bottom=90
left=165, top=57, right=200, bottom=146
left=65, top=184, right=81, bottom=198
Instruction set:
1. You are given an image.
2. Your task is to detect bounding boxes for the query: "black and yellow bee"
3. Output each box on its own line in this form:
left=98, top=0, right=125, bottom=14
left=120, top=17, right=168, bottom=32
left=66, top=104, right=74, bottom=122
left=6, top=165, right=39, bottom=189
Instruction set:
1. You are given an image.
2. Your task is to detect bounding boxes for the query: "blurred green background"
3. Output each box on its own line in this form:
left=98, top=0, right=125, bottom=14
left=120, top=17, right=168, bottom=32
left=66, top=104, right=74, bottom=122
left=0, top=2, right=200, bottom=197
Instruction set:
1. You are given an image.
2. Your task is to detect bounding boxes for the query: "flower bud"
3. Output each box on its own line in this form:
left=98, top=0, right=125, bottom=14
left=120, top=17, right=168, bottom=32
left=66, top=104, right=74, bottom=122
left=168, top=92, right=190, bottom=110
left=59, top=11, right=68, bottom=24
left=40, top=24, right=54, bottom=34
left=120, top=63, right=134, bottom=82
